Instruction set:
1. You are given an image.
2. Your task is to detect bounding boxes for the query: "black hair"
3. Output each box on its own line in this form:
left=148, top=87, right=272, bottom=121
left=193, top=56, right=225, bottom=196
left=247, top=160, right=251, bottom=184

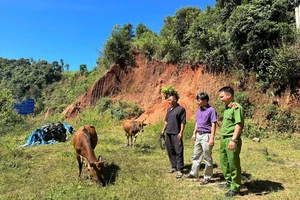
left=169, top=93, right=179, bottom=100
left=196, top=92, right=209, bottom=102
left=219, top=86, right=234, bottom=96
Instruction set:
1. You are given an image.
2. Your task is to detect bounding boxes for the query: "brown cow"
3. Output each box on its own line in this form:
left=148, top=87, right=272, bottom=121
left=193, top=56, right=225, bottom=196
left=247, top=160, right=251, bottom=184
left=123, top=120, right=146, bottom=147
left=73, top=125, right=105, bottom=186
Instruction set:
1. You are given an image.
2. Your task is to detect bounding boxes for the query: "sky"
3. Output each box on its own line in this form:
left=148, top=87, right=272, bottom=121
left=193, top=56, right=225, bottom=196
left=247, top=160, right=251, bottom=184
left=0, top=0, right=216, bottom=71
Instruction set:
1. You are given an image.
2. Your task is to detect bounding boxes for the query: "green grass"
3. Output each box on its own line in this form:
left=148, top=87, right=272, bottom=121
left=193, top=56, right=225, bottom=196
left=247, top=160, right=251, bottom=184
left=1, top=119, right=300, bottom=200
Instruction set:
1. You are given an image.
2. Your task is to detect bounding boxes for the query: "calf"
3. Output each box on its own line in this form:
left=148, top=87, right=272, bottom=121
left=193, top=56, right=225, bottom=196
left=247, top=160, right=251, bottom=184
left=73, top=125, right=105, bottom=185
left=123, top=120, right=146, bottom=147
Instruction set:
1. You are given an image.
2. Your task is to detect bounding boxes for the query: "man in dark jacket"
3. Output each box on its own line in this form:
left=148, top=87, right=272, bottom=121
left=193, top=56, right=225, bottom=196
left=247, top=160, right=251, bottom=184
left=160, top=93, right=186, bottom=178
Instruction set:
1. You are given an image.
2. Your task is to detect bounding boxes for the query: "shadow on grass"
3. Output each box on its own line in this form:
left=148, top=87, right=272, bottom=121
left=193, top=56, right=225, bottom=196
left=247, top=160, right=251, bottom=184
left=213, top=171, right=284, bottom=196
left=241, top=180, right=284, bottom=196
left=104, top=162, right=120, bottom=186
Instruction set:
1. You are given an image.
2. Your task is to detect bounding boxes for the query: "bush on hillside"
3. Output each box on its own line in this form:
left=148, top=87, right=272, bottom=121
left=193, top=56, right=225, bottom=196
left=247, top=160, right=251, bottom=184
left=0, top=89, right=24, bottom=135
left=243, top=120, right=266, bottom=139
left=94, top=98, right=143, bottom=121
left=160, top=86, right=179, bottom=99
left=235, top=92, right=255, bottom=118
left=269, top=107, right=295, bottom=134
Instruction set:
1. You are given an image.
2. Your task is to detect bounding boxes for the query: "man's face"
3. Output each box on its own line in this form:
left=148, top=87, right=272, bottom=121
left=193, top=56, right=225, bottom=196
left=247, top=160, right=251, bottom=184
left=168, top=96, right=177, bottom=107
left=219, top=91, right=231, bottom=105
left=197, top=98, right=207, bottom=107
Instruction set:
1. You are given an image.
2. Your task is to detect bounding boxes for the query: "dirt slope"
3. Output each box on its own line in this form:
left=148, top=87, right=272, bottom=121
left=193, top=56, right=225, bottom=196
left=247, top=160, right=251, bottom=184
left=62, top=52, right=298, bottom=124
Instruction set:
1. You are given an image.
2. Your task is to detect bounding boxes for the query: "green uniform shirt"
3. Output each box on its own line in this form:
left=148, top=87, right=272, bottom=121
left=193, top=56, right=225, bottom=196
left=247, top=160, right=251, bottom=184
left=221, top=102, right=244, bottom=136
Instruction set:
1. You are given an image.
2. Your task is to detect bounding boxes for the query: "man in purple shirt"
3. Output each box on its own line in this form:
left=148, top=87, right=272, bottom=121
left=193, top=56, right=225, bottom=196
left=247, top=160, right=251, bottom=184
left=184, top=92, right=217, bottom=185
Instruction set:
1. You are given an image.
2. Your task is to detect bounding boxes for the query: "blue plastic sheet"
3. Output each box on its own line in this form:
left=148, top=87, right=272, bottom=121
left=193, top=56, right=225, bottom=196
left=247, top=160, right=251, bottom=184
left=21, top=122, right=74, bottom=148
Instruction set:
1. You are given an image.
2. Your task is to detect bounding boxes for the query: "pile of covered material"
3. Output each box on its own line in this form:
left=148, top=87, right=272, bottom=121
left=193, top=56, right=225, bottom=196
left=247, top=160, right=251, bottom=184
left=21, top=122, right=74, bottom=147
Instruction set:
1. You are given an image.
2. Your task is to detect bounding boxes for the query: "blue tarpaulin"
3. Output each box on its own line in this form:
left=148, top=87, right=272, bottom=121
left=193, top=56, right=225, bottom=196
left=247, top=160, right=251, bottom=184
left=20, top=122, right=75, bottom=148
left=13, top=98, right=35, bottom=115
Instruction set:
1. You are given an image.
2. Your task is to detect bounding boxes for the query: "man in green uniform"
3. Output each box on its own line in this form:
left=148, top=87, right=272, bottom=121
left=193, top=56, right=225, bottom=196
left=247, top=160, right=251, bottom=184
left=218, top=86, right=244, bottom=197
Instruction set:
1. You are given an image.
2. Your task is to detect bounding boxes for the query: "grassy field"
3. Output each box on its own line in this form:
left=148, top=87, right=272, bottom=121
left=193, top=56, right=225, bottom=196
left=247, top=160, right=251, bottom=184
left=1, top=120, right=300, bottom=200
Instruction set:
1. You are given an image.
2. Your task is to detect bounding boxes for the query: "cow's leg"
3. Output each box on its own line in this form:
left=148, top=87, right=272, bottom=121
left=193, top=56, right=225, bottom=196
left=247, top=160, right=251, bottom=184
left=133, top=134, right=138, bottom=147
left=127, top=134, right=130, bottom=146
left=130, top=135, right=133, bottom=147
left=80, top=155, right=88, bottom=167
left=76, top=155, right=83, bottom=178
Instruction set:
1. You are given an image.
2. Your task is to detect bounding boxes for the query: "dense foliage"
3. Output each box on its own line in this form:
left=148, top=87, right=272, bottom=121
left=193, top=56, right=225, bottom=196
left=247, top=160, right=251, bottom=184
left=0, top=57, right=107, bottom=116
left=0, top=58, right=65, bottom=99
left=0, top=89, right=24, bottom=135
left=100, top=0, right=300, bottom=94
left=0, top=0, right=299, bottom=138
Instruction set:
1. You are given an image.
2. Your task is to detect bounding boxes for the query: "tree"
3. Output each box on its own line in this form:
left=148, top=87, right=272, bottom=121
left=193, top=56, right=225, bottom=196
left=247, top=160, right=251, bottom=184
left=226, top=0, right=294, bottom=72
left=133, top=31, right=159, bottom=59
left=156, top=16, right=182, bottom=62
left=64, top=63, right=69, bottom=71
left=133, top=24, right=158, bottom=59
left=102, top=24, right=134, bottom=67
left=135, top=23, right=151, bottom=38
left=173, top=7, right=201, bottom=46
left=80, top=64, right=88, bottom=75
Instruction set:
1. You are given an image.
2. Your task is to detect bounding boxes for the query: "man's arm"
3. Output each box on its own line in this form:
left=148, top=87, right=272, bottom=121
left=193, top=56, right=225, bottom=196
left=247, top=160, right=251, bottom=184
left=228, top=122, right=243, bottom=150
left=161, top=121, right=168, bottom=135
left=178, top=123, right=185, bottom=140
left=209, top=122, right=217, bottom=146
left=191, top=122, right=197, bottom=142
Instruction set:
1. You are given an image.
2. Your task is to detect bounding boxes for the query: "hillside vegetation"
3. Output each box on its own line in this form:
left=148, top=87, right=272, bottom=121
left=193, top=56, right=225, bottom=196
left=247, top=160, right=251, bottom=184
left=1, top=0, right=300, bottom=199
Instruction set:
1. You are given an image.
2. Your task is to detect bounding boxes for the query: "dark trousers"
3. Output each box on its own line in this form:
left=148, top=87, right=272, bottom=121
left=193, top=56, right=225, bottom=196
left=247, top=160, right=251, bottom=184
left=166, top=134, right=184, bottom=171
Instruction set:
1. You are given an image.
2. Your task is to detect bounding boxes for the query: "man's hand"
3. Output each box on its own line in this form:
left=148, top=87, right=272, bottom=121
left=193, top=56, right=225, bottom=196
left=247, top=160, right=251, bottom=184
left=177, top=132, right=183, bottom=140
left=191, top=134, right=196, bottom=142
left=209, top=137, right=214, bottom=147
left=228, top=140, right=236, bottom=150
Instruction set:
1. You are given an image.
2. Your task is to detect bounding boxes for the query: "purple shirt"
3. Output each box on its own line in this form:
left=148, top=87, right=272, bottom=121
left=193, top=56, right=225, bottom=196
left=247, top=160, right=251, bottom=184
left=196, top=104, right=217, bottom=133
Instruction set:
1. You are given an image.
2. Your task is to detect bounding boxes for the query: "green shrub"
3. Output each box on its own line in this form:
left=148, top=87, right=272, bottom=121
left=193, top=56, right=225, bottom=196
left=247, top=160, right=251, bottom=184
left=160, top=86, right=179, bottom=99
left=0, top=89, right=24, bottom=135
left=110, top=100, right=144, bottom=121
left=95, top=98, right=113, bottom=113
left=235, top=92, right=255, bottom=118
left=270, top=107, right=295, bottom=134
left=261, top=104, right=277, bottom=120
left=260, top=104, right=295, bottom=134
left=243, top=119, right=266, bottom=139
left=94, top=98, right=144, bottom=121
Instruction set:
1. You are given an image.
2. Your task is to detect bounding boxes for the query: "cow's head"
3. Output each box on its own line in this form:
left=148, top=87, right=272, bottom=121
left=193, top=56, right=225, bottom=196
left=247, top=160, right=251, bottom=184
left=89, top=156, right=105, bottom=186
left=135, top=120, right=147, bottom=133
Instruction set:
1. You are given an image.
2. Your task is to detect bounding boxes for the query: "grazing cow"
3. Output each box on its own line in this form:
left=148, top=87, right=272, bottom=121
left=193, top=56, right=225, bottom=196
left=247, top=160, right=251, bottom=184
left=123, top=120, right=146, bottom=147
left=73, top=125, right=105, bottom=186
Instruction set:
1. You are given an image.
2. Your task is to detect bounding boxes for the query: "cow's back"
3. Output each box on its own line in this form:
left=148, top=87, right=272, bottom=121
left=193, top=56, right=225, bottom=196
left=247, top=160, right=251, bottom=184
left=73, top=125, right=98, bottom=152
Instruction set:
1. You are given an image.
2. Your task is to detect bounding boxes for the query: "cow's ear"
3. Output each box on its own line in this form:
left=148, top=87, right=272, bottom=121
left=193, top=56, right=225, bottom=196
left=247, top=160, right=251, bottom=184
left=143, top=123, right=147, bottom=126
left=98, top=155, right=102, bottom=161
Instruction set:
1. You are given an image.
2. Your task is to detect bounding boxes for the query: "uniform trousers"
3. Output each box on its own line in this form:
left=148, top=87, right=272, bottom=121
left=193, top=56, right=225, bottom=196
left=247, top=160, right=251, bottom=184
left=220, top=137, right=242, bottom=192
